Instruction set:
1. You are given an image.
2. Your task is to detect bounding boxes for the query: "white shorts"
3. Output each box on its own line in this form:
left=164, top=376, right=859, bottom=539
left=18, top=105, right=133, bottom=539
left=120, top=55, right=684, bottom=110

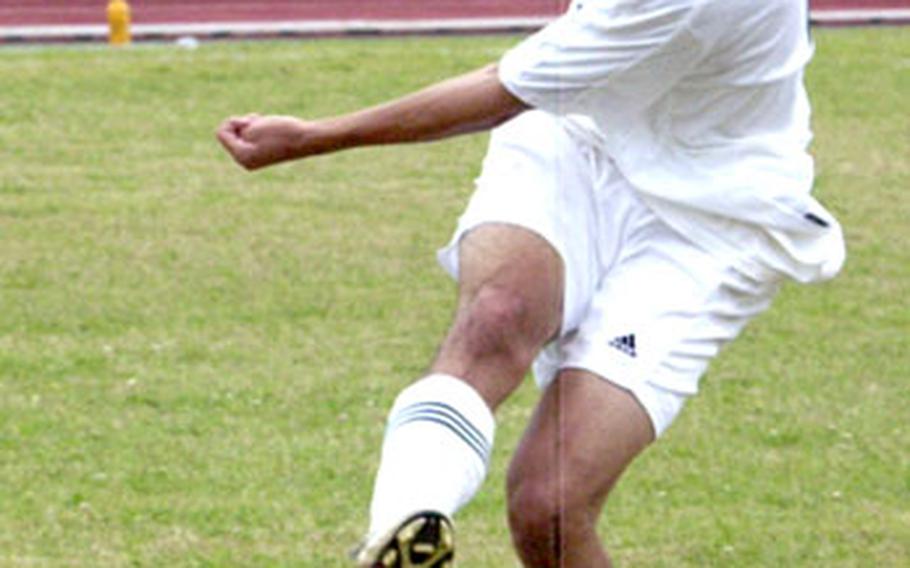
left=438, top=111, right=781, bottom=436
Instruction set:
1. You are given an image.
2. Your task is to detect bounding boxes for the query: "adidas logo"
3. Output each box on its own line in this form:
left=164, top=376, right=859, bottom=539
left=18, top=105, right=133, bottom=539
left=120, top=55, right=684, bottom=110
left=608, top=334, right=637, bottom=358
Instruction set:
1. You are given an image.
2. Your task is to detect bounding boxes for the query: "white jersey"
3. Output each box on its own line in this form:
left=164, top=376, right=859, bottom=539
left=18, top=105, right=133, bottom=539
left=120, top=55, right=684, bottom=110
left=499, top=0, right=845, bottom=282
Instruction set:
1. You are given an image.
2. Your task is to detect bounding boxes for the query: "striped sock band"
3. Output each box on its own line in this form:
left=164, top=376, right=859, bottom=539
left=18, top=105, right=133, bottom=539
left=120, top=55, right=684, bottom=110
left=389, top=400, right=492, bottom=466
left=367, top=374, right=495, bottom=537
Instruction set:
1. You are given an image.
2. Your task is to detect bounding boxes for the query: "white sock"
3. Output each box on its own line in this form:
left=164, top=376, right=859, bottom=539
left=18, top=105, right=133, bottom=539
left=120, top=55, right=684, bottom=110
left=367, top=374, right=495, bottom=538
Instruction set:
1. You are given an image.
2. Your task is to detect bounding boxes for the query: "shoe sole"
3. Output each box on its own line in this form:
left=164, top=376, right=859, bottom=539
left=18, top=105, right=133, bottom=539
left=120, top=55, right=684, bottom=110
left=366, top=511, right=454, bottom=568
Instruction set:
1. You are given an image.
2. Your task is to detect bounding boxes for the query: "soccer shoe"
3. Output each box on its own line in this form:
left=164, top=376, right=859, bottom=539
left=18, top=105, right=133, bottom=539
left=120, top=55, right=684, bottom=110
left=354, top=511, right=455, bottom=567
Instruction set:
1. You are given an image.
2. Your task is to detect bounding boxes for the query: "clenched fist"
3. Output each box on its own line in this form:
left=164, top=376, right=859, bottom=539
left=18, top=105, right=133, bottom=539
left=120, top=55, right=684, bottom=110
left=216, top=114, right=315, bottom=170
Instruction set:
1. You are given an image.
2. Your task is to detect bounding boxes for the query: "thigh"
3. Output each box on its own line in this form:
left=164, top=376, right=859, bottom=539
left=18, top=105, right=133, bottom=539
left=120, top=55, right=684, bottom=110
left=432, top=223, right=565, bottom=408
left=436, top=110, right=602, bottom=334
left=558, top=210, right=780, bottom=435
left=508, top=368, right=654, bottom=520
left=455, top=223, right=563, bottom=322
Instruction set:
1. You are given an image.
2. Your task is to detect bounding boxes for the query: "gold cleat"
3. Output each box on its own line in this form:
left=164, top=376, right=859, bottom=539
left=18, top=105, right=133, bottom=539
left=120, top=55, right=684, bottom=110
left=355, top=511, right=455, bottom=568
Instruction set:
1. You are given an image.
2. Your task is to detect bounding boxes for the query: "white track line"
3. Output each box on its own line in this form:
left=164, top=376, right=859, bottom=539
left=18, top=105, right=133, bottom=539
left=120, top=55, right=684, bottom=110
left=0, top=17, right=552, bottom=40
left=811, top=8, right=910, bottom=23
left=1, top=10, right=908, bottom=41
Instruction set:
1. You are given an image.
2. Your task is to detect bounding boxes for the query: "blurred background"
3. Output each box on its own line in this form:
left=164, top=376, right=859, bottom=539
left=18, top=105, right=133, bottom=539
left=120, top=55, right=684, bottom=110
left=1, top=0, right=908, bottom=43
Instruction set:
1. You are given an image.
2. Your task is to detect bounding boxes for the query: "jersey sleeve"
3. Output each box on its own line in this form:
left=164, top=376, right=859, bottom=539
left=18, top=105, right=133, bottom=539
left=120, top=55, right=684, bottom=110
left=499, top=0, right=704, bottom=120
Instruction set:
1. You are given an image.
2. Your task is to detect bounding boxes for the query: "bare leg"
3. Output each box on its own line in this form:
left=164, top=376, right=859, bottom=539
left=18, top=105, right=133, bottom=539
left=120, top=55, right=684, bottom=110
left=507, top=369, right=655, bottom=567
left=358, top=223, right=567, bottom=566
left=432, top=223, right=564, bottom=410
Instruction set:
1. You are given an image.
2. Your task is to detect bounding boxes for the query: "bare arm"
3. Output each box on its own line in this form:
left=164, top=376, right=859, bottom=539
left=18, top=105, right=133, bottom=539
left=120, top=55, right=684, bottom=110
left=217, top=64, right=529, bottom=170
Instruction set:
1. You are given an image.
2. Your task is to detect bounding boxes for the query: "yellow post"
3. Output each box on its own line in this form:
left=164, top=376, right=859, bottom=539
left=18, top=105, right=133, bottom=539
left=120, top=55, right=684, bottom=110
left=107, top=0, right=132, bottom=46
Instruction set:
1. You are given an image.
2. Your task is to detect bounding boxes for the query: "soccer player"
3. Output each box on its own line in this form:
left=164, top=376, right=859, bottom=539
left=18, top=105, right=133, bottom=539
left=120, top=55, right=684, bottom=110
left=217, top=0, right=845, bottom=566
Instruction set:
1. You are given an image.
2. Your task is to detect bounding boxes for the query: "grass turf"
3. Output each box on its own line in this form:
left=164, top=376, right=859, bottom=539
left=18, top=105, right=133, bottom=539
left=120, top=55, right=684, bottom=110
left=0, top=28, right=907, bottom=566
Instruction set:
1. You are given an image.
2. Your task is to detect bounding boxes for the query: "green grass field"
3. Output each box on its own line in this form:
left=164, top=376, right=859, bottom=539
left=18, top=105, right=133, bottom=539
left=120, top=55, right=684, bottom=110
left=1, top=28, right=907, bottom=567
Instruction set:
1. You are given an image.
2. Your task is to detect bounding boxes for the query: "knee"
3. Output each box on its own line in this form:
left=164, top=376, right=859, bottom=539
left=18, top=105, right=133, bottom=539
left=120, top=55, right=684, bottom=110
left=455, top=284, right=534, bottom=360
left=507, top=475, right=597, bottom=558
left=507, top=479, right=559, bottom=550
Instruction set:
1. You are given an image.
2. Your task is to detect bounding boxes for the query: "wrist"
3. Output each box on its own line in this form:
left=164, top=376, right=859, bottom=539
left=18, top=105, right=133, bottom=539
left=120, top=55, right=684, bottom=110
left=298, top=117, right=354, bottom=157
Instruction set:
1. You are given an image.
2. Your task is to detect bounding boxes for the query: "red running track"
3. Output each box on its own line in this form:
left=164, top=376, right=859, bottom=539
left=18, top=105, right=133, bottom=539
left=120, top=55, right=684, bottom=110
left=0, top=1, right=567, bottom=26
left=2, top=1, right=907, bottom=27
